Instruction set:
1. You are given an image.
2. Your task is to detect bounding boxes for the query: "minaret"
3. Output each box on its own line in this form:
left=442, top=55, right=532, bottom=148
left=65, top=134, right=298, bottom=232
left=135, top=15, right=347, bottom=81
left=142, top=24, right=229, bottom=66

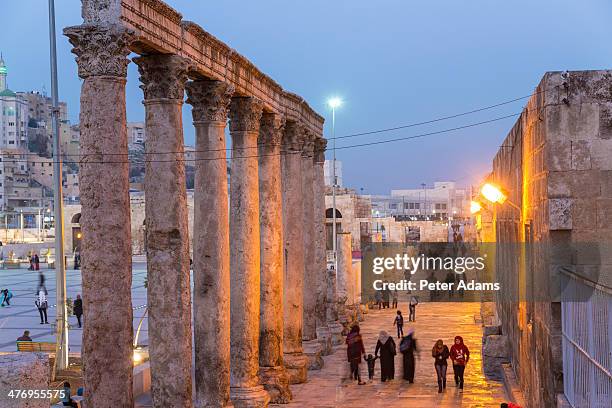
left=0, top=53, right=7, bottom=92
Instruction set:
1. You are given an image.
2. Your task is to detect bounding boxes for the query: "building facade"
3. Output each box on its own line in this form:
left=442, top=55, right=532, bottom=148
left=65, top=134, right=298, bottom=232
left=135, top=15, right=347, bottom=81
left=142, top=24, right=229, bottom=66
left=0, top=56, right=29, bottom=149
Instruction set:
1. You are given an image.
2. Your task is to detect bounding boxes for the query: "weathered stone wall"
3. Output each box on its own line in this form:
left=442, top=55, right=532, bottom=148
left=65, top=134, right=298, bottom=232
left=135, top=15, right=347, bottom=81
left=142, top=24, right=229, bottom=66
left=492, top=70, right=612, bottom=408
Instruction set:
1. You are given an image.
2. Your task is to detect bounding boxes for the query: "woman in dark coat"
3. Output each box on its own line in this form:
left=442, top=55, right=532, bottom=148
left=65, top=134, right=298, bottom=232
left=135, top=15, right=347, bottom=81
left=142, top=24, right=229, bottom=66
left=375, top=330, right=396, bottom=381
left=400, top=328, right=419, bottom=383
left=345, top=325, right=366, bottom=384
left=73, top=294, right=83, bottom=328
left=432, top=339, right=450, bottom=393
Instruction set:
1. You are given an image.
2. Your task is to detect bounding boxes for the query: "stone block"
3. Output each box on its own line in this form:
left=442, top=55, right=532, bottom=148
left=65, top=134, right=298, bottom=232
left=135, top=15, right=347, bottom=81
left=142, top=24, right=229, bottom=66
left=483, top=335, right=509, bottom=358
left=0, top=353, right=49, bottom=408
left=601, top=171, right=612, bottom=197
left=483, top=325, right=501, bottom=336
left=571, top=140, right=592, bottom=170
left=590, top=139, right=612, bottom=170
left=549, top=198, right=572, bottom=230
left=547, top=103, right=600, bottom=140
left=547, top=140, right=571, bottom=171
left=571, top=198, right=597, bottom=228
left=303, top=340, right=324, bottom=371
left=596, top=198, right=612, bottom=229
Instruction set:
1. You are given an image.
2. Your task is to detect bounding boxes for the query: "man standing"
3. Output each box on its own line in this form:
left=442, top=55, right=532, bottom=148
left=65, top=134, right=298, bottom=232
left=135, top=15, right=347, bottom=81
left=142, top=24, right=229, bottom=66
left=409, top=295, right=419, bottom=322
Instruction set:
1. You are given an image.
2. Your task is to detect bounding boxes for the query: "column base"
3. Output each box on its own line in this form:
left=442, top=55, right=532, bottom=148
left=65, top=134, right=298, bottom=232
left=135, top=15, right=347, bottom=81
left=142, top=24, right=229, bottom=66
left=259, top=366, right=292, bottom=404
left=315, top=326, right=333, bottom=356
left=283, top=352, right=308, bottom=384
left=303, top=340, right=324, bottom=370
left=230, top=385, right=270, bottom=408
left=327, top=321, right=344, bottom=346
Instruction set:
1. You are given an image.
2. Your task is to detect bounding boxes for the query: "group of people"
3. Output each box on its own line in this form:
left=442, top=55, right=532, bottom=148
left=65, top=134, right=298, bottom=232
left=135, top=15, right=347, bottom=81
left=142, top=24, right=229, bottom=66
left=28, top=253, right=41, bottom=271
left=345, top=313, right=470, bottom=394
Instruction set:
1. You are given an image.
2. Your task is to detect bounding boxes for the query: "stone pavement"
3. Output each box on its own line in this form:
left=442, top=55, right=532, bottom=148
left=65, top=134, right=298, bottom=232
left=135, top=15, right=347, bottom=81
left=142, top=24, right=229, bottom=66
left=275, top=302, right=508, bottom=408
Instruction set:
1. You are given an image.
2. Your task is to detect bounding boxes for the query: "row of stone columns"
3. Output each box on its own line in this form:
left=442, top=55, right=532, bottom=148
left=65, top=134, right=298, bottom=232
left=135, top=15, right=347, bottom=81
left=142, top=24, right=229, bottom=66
left=66, top=23, right=335, bottom=408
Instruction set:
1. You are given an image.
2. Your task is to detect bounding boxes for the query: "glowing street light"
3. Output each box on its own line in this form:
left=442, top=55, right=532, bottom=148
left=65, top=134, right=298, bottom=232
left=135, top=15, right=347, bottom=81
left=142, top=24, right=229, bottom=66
left=327, top=97, right=343, bottom=109
left=470, top=200, right=482, bottom=214
left=480, top=182, right=521, bottom=212
left=481, top=183, right=507, bottom=204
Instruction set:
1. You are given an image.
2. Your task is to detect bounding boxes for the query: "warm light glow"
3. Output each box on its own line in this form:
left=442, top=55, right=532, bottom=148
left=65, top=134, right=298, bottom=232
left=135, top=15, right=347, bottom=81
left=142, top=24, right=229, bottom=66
left=133, top=350, right=143, bottom=364
left=76, top=232, right=82, bottom=239
left=327, top=97, right=343, bottom=109
left=470, top=200, right=482, bottom=214
left=481, top=183, right=507, bottom=204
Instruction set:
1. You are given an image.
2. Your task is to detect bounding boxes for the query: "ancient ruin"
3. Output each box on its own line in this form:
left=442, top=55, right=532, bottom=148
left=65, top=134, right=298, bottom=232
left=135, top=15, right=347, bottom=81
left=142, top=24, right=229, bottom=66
left=64, top=0, right=331, bottom=406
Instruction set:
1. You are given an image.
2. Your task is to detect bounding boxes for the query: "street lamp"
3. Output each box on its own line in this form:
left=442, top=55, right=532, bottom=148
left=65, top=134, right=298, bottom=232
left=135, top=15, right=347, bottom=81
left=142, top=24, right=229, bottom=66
left=327, top=97, right=342, bottom=273
left=470, top=200, right=482, bottom=214
left=480, top=182, right=520, bottom=211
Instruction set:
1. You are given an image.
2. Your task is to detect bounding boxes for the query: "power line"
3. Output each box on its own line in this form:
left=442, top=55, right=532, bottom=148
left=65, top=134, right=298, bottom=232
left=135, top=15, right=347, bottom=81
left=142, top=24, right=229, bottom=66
left=2, top=110, right=524, bottom=165
left=2, top=86, right=554, bottom=159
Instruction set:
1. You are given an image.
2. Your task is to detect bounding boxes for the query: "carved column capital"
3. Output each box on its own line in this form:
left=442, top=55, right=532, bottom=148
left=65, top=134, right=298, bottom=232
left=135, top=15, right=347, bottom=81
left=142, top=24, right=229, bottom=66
left=258, top=113, right=285, bottom=146
left=313, top=137, right=327, bottom=164
left=64, top=24, right=135, bottom=79
left=186, top=80, right=235, bottom=123
left=229, top=97, right=264, bottom=132
left=282, top=121, right=305, bottom=152
left=134, top=54, right=192, bottom=100
left=301, top=131, right=316, bottom=158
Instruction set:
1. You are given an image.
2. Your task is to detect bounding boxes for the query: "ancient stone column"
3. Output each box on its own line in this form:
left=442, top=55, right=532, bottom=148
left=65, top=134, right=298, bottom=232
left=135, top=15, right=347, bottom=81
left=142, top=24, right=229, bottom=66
left=301, top=132, right=317, bottom=341
left=281, top=121, right=308, bottom=384
left=257, top=113, right=292, bottom=403
left=337, top=232, right=352, bottom=302
left=64, top=24, right=135, bottom=408
left=313, top=137, right=332, bottom=355
left=185, top=79, right=234, bottom=407
left=228, top=97, right=270, bottom=407
left=134, top=54, right=193, bottom=408
left=300, top=132, right=324, bottom=370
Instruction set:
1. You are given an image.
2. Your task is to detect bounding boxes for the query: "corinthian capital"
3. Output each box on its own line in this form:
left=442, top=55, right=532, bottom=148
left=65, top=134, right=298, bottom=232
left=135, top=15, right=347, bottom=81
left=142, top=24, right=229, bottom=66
left=301, top=131, right=316, bottom=158
left=313, top=137, right=328, bottom=163
left=229, top=97, right=264, bottom=132
left=185, top=80, right=234, bottom=123
left=133, top=54, right=192, bottom=100
left=64, top=24, right=135, bottom=79
left=258, top=113, right=285, bottom=146
left=282, top=121, right=305, bottom=152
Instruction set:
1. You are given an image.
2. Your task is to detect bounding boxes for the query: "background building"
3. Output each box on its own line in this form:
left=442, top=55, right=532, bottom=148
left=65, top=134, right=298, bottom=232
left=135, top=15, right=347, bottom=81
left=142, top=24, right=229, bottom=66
left=323, top=159, right=343, bottom=187
left=0, top=56, right=29, bottom=149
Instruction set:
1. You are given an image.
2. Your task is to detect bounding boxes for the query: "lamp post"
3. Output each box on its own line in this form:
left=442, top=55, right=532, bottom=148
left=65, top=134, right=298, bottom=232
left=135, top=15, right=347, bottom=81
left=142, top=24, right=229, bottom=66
left=48, top=0, right=69, bottom=372
left=327, top=97, right=342, bottom=273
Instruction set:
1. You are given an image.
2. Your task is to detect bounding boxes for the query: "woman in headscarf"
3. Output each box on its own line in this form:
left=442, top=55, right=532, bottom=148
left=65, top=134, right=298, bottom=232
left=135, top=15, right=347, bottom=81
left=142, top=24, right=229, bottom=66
left=450, top=335, right=470, bottom=390
left=345, top=325, right=366, bottom=385
left=400, top=328, right=419, bottom=383
left=432, top=339, right=450, bottom=393
left=375, top=330, right=396, bottom=381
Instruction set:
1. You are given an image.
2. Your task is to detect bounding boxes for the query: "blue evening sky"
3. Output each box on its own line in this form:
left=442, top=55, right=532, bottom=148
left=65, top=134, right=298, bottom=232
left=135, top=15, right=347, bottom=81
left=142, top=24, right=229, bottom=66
left=2, top=0, right=611, bottom=193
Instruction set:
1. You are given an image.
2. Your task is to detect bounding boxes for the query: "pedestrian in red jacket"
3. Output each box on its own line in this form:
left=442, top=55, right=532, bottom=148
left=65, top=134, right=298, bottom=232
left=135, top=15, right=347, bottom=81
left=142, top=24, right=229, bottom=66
left=449, top=335, right=470, bottom=390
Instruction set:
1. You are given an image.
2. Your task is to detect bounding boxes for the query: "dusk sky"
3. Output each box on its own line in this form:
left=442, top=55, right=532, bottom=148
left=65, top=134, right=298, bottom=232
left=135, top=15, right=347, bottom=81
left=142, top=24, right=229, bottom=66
left=3, top=0, right=611, bottom=193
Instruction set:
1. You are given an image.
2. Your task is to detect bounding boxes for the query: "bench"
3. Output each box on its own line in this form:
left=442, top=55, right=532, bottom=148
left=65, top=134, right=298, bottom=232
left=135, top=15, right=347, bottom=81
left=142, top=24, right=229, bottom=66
left=17, top=341, right=56, bottom=352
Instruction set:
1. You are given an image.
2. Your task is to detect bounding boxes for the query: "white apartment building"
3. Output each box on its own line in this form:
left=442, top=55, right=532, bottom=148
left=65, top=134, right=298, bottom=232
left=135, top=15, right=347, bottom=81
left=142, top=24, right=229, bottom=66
left=323, top=159, right=343, bottom=187
left=0, top=56, right=28, bottom=149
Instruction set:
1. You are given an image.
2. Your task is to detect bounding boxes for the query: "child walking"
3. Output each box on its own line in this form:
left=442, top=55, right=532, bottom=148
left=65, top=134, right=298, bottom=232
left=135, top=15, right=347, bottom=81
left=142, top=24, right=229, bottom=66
left=364, top=354, right=378, bottom=382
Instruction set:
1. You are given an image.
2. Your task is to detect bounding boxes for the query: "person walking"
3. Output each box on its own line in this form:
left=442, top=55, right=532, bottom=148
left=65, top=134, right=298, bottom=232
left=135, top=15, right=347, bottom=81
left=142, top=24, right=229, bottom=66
left=375, top=290, right=382, bottom=309
left=450, top=335, right=470, bottom=390
left=392, top=289, right=398, bottom=308
left=29, top=255, right=35, bottom=271
left=393, top=310, right=404, bottom=338
left=399, top=328, right=419, bottom=383
left=73, top=294, right=83, bottom=328
left=408, top=295, right=418, bottom=322
left=34, top=254, right=40, bottom=271
left=364, top=354, right=378, bottom=382
left=35, top=290, right=48, bottom=324
left=1, top=289, right=12, bottom=307
left=346, top=325, right=366, bottom=385
left=432, top=339, right=450, bottom=393
left=37, top=271, right=47, bottom=295
left=375, top=330, right=396, bottom=382
left=382, top=287, right=390, bottom=309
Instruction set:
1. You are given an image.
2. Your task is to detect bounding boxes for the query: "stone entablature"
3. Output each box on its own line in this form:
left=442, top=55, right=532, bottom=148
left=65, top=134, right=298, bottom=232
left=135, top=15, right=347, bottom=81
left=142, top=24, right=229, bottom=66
left=80, top=0, right=323, bottom=136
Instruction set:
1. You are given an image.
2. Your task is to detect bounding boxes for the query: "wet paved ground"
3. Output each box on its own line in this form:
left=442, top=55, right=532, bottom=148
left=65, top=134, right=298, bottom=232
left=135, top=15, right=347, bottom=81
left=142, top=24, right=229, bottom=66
left=276, top=302, right=508, bottom=408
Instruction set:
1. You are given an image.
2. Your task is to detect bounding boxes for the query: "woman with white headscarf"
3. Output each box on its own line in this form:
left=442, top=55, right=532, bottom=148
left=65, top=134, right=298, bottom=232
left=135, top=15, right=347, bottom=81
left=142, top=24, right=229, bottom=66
left=375, top=330, right=396, bottom=381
